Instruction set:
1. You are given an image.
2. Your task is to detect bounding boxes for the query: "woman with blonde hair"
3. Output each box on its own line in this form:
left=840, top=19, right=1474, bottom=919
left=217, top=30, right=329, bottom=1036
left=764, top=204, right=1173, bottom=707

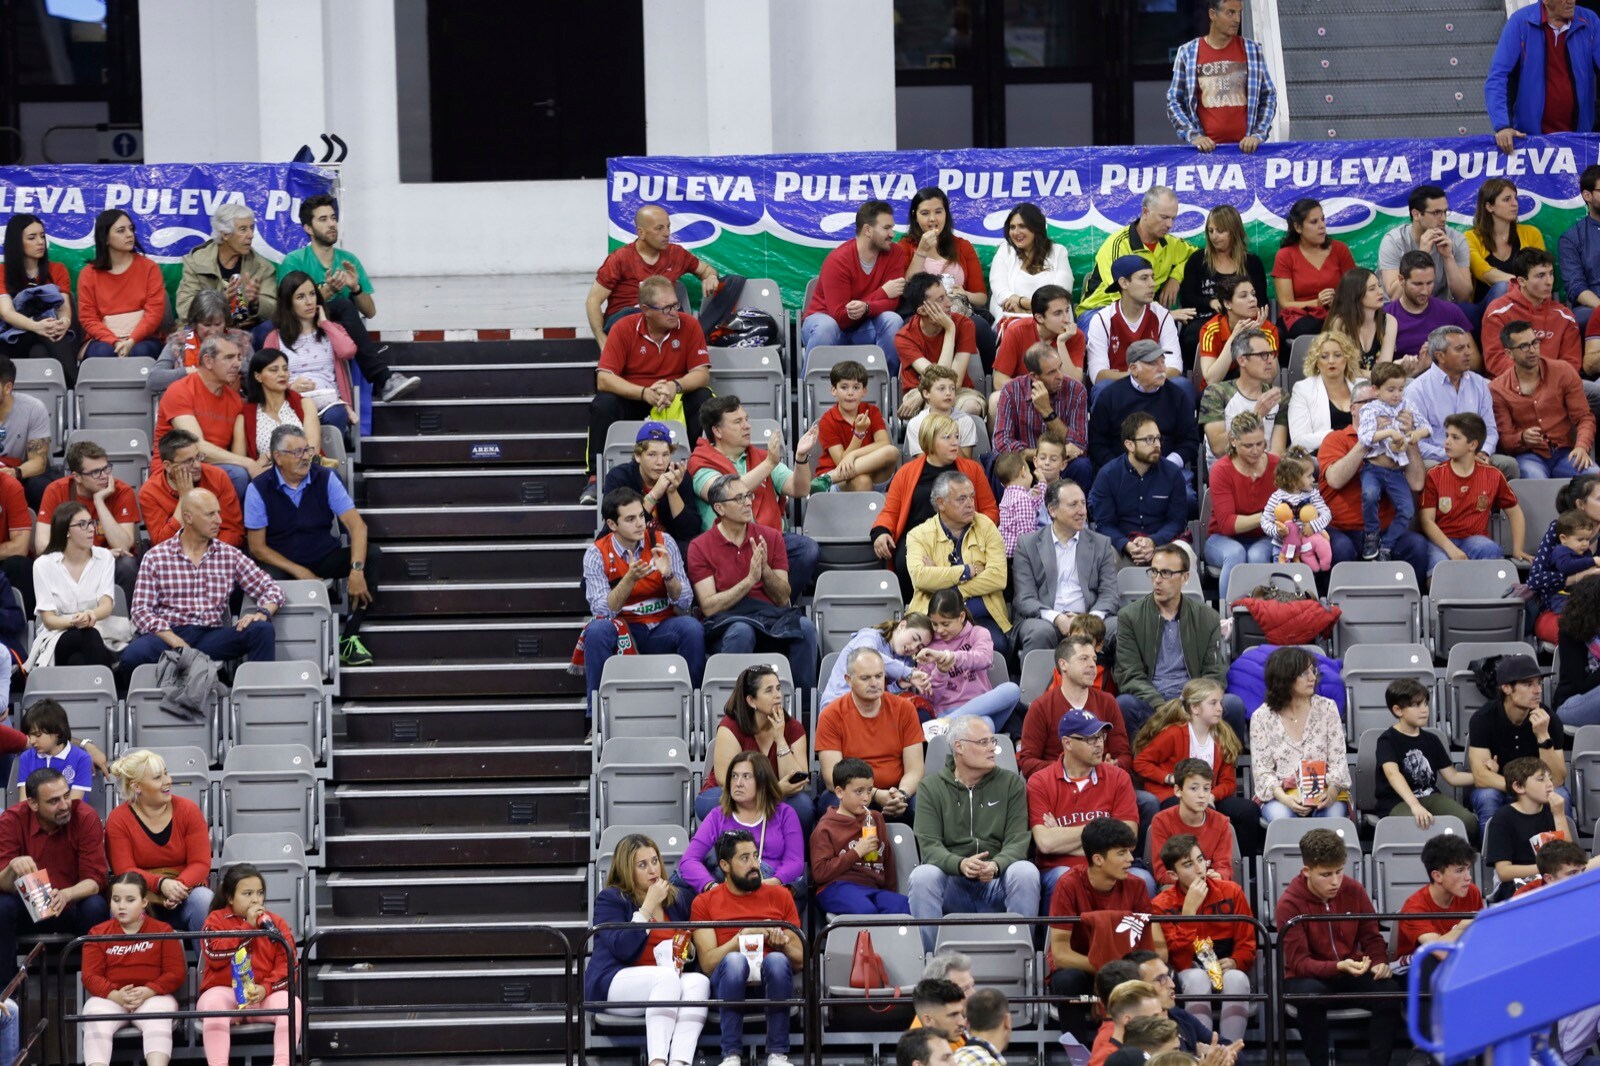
left=1286, top=331, right=1360, bottom=453
left=1132, top=678, right=1260, bottom=854
left=585, top=833, right=709, bottom=1066
left=1202, top=412, right=1279, bottom=600
left=1466, top=178, right=1545, bottom=304
left=103, top=749, right=214, bottom=930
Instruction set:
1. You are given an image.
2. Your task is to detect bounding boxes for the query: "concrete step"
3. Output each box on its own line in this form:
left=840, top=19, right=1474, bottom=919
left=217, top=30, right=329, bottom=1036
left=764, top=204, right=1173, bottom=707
left=333, top=780, right=587, bottom=830
left=309, top=912, right=585, bottom=959
left=388, top=363, right=594, bottom=400
left=1288, top=113, right=1492, bottom=139
left=381, top=339, right=597, bottom=366
left=325, top=867, right=587, bottom=919
left=364, top=504, right=595, bottom=540
left=374, top=542, right=588, bottom=585
left=358, top=618, right=584, bottom=662
left=363, top=580, right=585, bottom=618
left=361, top=432, right=586, bottom=468
left=360, top=467, right=588, bottom=508
left=325, top=826, right=591, bottom=868
left=316, top=959, right=569, bottom=1009
left=1279, top=0, right=1500, bottom=11
left=1279, top=9, right=1503, bottom=48
left=372, top=397, right=587, bottom=437
left=340, top=699, right=586, bottom=746
left=309, top=1010, right=568, bottom=1057
left=1286, top=81, right=1481, bottom=119
left=339, top=660, right=585, bottom=698
left=332, top=740, right=591, bottom=782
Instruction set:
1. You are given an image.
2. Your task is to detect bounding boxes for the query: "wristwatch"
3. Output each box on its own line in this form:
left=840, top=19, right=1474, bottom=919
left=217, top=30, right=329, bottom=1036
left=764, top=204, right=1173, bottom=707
left=1537, top=736, right=1557, bottom=749
left=351, top=561, right=365, bottom=571
left=1042, top=411, right=1059, bottom=422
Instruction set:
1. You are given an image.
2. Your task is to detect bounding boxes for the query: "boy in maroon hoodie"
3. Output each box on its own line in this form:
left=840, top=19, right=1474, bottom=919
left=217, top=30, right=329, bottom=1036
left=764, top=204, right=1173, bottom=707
left=810, top=757, right=907, bottom=915
left=1274, top=828, right=1401, bottom=1066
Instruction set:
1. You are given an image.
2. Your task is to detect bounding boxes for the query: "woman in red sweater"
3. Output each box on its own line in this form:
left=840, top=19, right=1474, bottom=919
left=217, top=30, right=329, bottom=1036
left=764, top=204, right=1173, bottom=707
left=1132, top=678, right=1261, bottom=855
left=199, top=863, right=298, bottom=1066
left=105, top=750, right=214, bottom=930
left=76, top=209, right=167, bottom=360
left=81, top=872, right=185, bottom=1066
left=899, top=186, right=998, bottom=374
left=870, top=414, right=997, bottom=599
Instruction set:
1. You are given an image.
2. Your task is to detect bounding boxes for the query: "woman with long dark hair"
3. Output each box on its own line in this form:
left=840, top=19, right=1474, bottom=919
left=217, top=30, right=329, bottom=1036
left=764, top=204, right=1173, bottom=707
left=696, top=664, right=812, bottom=829
left=900, top=186, right=998, bottom=372
left=988, top=202, right=1073, bottom=325
left=261, top=271, right=357, bottom=431
left=1321, top=267, right=1395, bottom=373
left=232, top=346, right=323, bottom=462
left=0, top=214, right=77, bottom=376
left=26, top=500, right=115, bottom=670
left=1272, top=199, right=1356, bottom=342
left=1466, top=178, right=1544, bottom=305
left=1248, top=646, right=1350, bottom=823
left=76, top=210, right=167, bottom=360
left=1555, top=574, right=1600, bottom=727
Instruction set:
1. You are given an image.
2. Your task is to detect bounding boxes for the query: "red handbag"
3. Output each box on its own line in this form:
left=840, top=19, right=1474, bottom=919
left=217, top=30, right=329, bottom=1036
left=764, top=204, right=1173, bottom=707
left=848, top=929, right=896, bottom=1012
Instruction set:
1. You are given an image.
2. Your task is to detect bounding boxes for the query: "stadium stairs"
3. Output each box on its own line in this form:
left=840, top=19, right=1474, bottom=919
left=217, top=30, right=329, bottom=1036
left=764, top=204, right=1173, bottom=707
left=1275, top=0, right=1501, bottom=140
left=308, top=339, right=594, bottom=1062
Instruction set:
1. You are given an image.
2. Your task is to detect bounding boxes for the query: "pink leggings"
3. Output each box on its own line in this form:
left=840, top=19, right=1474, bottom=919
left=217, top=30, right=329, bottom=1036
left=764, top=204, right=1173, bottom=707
left=197, top=986, right=300, bottom=1066
left=81, top=995, right=176, bottom=1064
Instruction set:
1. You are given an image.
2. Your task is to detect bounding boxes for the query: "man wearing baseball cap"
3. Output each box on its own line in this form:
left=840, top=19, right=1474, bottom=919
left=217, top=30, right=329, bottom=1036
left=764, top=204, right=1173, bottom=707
left=1083, top=257, right=1188, bottom=406
left=1466, top=652, right=1571, bottom=827
left=600, top=421, right=698, bottom=545
left=1026, top=708, right=1143, bottom=904
left=1085, top=341, right=1201, bottom=475
left=1077, top=187, right=1192, bottom=320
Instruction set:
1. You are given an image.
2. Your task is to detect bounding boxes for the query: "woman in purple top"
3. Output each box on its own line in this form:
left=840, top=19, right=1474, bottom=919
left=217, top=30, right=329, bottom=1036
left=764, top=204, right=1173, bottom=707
left=677, top=752, right=805, bottom=895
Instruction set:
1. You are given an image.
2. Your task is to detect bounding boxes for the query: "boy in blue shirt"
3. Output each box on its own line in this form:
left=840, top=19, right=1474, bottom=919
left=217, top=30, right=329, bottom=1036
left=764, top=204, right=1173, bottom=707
left=16, top=699, right=100, bottom=801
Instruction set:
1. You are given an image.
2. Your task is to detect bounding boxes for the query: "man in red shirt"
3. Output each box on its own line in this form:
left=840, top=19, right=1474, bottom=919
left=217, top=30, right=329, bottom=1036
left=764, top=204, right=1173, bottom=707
left=151, top=332, right=258, bottom=502
left=1169, top=0, right=1275, bottom=154
left=35, top=440, right=140, bottom=604
left=0, top=473, right=34, bottom=613
left=1482, top=249, right=1582, bottom=377
left=992, top=285, right=1085, bottom=402
left=1017, top=636, right=1131, bottom=779
left=582, top=275, right=713, bottom=504
left=895, top=275, right=985, bottom=420
left=1028, top=710, right=1140, bottom=901
left=1394, top=833, right=1482, bottom=963
left=801, top=200, right=909, bottom=375
left=138, top=430, right=245, bottom=548
left=0, top=768, right=110, bottom=988
left=1317, top=379, right=1431, bottom=577
left=1047, top=818, right=1159, bottom=1008
left=1419, top=412, right=1527, bottom=575
left=585, top=205, right=721, bottom=347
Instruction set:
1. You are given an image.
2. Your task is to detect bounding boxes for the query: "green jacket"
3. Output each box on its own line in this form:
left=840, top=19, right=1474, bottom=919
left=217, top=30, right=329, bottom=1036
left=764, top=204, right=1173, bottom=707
left=175, top=239, right=279, bottom=323
left=1113, top=593, right=1227, bottom=706
left=913, top=756, right=1032, bottom=877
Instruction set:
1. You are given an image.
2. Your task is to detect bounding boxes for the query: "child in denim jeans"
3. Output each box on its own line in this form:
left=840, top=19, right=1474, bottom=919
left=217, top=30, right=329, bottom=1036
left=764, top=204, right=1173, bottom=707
left=1358, top=362, right=1429, bottom=560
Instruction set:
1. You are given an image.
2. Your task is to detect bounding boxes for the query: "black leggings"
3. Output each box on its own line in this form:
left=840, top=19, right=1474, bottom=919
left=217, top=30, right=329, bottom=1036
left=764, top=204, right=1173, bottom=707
left=54, top=627, right=115, bottom=668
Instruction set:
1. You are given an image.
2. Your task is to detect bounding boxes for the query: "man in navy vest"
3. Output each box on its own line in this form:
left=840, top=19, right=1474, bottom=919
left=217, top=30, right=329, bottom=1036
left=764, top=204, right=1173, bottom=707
left=242, top=425, right=379, bottom=667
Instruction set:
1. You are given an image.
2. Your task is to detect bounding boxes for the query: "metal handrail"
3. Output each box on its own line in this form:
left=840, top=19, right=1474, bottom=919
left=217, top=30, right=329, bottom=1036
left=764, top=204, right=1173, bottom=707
left=55, top=927, right=299, bottom=1065
left=6, top=944, right=45, bottom=1066
left=577, top=919, right=809, bottom=1066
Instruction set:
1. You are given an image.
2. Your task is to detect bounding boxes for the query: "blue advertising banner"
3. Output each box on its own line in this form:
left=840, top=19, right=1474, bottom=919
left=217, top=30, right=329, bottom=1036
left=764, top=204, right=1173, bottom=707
left=0, top=162, right=338, bottom=297
left=607, top=134, right=1600, bottom=307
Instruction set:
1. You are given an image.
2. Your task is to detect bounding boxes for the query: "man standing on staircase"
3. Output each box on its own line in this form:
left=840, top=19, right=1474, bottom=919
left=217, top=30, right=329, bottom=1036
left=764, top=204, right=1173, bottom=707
left=1486, top=0, right=1600, bottom=153
left=1167, top=0, right=1277, bottom=155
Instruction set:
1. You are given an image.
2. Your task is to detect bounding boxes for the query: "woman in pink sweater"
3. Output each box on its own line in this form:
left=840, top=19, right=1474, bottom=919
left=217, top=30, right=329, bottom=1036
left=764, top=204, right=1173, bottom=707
left=918, top=588, right=1020, bottom=731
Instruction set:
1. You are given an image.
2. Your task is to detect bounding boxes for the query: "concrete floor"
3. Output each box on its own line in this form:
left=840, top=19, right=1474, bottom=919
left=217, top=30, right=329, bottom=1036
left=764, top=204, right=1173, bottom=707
left=365, top=272, right=595, bottom=334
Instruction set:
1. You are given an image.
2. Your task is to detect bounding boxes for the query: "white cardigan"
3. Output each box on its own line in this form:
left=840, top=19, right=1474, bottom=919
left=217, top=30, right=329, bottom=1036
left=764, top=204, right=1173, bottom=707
left=988, top=242, right=1074, bottom=321
left=1286, top=374, right=1355, bottom=453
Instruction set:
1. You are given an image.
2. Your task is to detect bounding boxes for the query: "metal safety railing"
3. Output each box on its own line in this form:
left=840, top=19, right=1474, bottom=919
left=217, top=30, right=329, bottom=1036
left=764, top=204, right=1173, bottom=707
left=7, top=945, right=47, bottom=1066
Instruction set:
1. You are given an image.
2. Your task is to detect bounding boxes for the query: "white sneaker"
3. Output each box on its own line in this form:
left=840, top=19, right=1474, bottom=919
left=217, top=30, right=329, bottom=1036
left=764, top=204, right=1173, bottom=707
left=717, top=1057, right=742, bottom=1066
left=379, top=373, right=422, bottom=401
left=767, top=1056, right=791, bottom=1066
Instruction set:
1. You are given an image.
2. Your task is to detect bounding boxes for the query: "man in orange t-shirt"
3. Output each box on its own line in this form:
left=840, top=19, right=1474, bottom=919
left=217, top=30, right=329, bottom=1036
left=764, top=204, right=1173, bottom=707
left=814, top=647, right=926, bottom=824
left=35, top=440, right=141, bottom=605
left=151, top=332, right=260, bottom=501
left=138, top=430, right=244, bottom=548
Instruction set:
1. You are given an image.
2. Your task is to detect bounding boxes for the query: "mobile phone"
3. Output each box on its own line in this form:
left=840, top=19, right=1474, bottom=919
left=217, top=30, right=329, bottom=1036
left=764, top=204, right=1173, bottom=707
left=787, top=771, right=809, bottom=785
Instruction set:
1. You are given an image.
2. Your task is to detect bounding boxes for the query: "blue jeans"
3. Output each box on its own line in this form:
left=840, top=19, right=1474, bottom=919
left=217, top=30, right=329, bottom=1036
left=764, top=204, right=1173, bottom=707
left=1329, top=528, right=1430, bottom=584
left=319, top=403, right=353, bottom=431
left=907, top=860, right=1041, bottom=951
left=1064, top=456, right=1096, bottom=497
left=1118, top=693, right=1248, bottom=740
left=1516, top=452, right=1599, bottom=480
left=815, top=881, right=910, bottom=916
left=149, top=884, right=215, bottom=932
left=710, top=616, right=819, bottom=694
left=82, top=338, right=161, bottom=360
left=216, top=463, right=252, bottom=502
left=940, top=681, right=1020, bottom=733
left=1360, top=464, right=1413, bottom=547
left=1557, top=684, right=1600, bottom=727
left=1205, top=533, right=1274, bottom=607
left=784, top=532, right=819, bottom=600
left=119, top=620, right=277, bottom=675
left=581, top=615, right=707, bottom=707
left=696, top=788, right=816, bottom=836
left=708, top=950, right=794, bottom=1057
left=1425, top=534, right=1505, bottom=575
left=801, top=311, right=904, bottom=375
left=1472, top=785, right=1573, bottom=828
left=1261, top=799, right=1350, bottom=823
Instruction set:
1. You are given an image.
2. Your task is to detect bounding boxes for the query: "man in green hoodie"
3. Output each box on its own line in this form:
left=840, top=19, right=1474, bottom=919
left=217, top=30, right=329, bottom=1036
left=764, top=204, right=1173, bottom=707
left=909, top=714, right=1040, bottom=951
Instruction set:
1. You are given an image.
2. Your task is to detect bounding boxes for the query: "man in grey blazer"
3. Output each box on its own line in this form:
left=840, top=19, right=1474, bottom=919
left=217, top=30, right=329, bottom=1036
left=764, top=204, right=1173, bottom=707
left=1011, top=479, right=1120, bottom=658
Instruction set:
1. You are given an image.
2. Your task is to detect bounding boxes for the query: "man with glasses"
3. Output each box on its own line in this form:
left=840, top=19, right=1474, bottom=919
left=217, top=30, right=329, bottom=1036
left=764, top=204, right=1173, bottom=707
left=586, top=205, right=721, bottom=347
left=1491, top=319, right=1600, bottom=479
left=35, top=440, right=139, bottom=606
left=243, top=425, right=380, bottom=667
left=138, top=429, right=245, bottom=548
left=1378, top=185, right=1474, bottom=306
left=1197, top=327, right=1286, bottom=467
left=1113, top=543, right=1243, bottom=739
left=1027, top=709, right=1141, bottom=904
left=1124, top=951, right=1214, bottom=1053
left=1089, top=413, right=1190, bottom=570
left=905, top=471, right=1011, bottom=655
left=1317, top=380, right=1433, bottom=574
left=687, top=472, right=818, bottom=693
left=582, top=273, right=713, bottom=505
left=909, top=714, right=1039, bottom=951
left=1406, top=325, right=1520, bottom=481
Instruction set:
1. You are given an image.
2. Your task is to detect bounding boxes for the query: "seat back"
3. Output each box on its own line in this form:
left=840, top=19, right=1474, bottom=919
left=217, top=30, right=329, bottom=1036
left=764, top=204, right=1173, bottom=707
left=599, top=420, right=690, bottom=490
left=245, top=581, right=335, bottom=682
left=1572, top=723, right=1600, bottom=835
left=594, top=824, right=691, bottom=889
left=1342, top=643, right=1434, bottom=745
left=1260, top=816, right=1362, bottom=917
left=1493, top=479, right=1564, bottom=553
left=1019, top=649, right=1056, bottom=709
left=12, top=358, right=68, bottom=451
left=811, top=571, right=903, bottom=656
left=708, top=348, right=786, bottom=425
left=219, top=832, right=311, bottom=938
left=802, top=493, right=886, bottom=571
left=595, top=736, right=692, bottom=832
left=595, top=656, right=694, bottom=749
left=699, top=655, right=796, bottom=746
left=22, top=665, right=116, bottom=758
left=73, top=357, right=156, bottom=432
left=1225, top=562, right=1317, bottom=654
left=802, top=346, right=891, bottom=423
left=126, top=663, right=220, bottom=764
left=229, top=660, right=328, bottom=765
left=145, top=746, right=215, bottom=826
left=1428, top=560, right=1523, bottom=659
left=1370, top=816, right=1473, bottom=912
left=220, top=744, right=319, bottom=856
left=821, top=919, right=924, bottom=1009
left=65, top=426, right=150, bottom=486
left=885, top=824, right=919, bottom=896
left=734, top=279, right=790, bottom=358
left=934, top=917, right=1038, bottom=1025
left=1443, top=641, right=1537, bottom=748
left=1327, top=561, right=1421, bottom=653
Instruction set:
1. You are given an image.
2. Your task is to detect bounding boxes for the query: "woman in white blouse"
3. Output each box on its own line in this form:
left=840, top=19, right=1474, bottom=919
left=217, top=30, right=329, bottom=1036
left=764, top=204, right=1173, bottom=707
left=988, top=203, right=1073, bottom=324
left=1248, top=647, right=1350, bottom=823
left=1286, top=331, right=1361, bottom=453
left=28, top=501, right=116, bottom=670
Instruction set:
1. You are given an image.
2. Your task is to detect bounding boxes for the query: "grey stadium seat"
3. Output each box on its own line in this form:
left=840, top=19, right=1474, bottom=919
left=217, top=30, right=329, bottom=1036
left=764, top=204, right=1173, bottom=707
left=1327, top=561, right=1421, bottom=654
left=220, top=832, right=312, bottom=938
left=125, top=663, right=221, bottom=764
left=220, top=744, right=322, bottom=864
left=1225, top=563, right=1317, bottom=655
left=1369, top=815, right=1474, bottom=912
left=245, top=580, right=336, bottom=683
left=594, top=736, right=693, bottom=835
left=1443, top=641, right=1537, bottom=749
left=1342, top=643, right=1434, bottom=745
left=594, top=655, right=695, bottom=753
left=73, top=357, right=156, bottom=433
left=1352, top=726, right=1455, bottom=823
left=1572, top=724, right=1600, bottom=835
left=935, top=917, right=1038, bottom=1026
left=699, top=654, right=796, bottom=750
left=708, top=348, right=786, bottom=425
left=228, top=660, right=330, bottom=768
left=23, top=665, right=115, bottom=760
left=593, top=824, right=691, bottom=896
left=65, top=426, right=149, bottom=486
left=821, top=918, right=924, bottom=1025
left=1428, top=560, right=1524, bottom=660
left=12, top=358, right=67, bottom=452
left=925, top=732, right=1019, bottom=778
left=802, top=345, right=892, bottom=424
left=1260, top=815, right=1362, bottom=917
left=144, top=746, right=216, bottom=831
left=803, top=492, right=887, bottom=572
left=811, top=570, right=903, bottom=656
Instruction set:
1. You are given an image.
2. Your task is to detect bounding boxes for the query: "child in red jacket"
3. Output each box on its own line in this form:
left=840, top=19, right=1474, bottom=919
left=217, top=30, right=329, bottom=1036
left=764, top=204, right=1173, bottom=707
left=1150, top=834, right=1256, bottom=1044
left=82, top=872, right=186, bottom=1066
left=198, top=864, right=298, bottom=1066
left=1274, top=828, right=1401, bottom=1066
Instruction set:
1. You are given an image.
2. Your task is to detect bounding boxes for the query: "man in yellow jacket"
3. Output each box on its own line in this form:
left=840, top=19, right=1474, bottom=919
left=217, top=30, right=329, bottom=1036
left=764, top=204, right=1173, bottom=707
left=906, top=469, right=1012, bottom=655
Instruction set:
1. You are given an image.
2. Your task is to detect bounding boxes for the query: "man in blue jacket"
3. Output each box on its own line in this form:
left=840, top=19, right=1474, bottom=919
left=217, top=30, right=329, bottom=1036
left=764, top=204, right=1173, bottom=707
left=1485, top=0, right=1600, bottom=153
left=1088, top=412, right=1189, bottom=569
left=1559, top=163, right=1600, bottom=329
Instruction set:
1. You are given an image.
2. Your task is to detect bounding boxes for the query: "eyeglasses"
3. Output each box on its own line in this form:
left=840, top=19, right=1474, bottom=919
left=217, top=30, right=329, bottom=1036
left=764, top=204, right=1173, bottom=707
left=644, top=301, right=681, bottom=314
left=68, top=519, right=99, bottom=532
left=76, top=465, right=111, bottom=480
left=1506, top=340, right=1540, bottom=353
left=1132, top=434, right=1162, bottom=446
left=1068, top=732, right=1107, bottom=745
left=1147, top=567, right=1189, bottom=580
left=716, top=491, right=756, bottom=505
left=1240, top=349, right=1277, bottom=361
left=955, top=736, right=1000, bottom=749
left=274, top=446, right=316, bottom=459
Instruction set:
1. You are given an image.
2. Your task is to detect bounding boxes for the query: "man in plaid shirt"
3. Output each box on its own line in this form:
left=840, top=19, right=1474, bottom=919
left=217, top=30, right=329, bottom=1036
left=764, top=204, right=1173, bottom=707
left=1166, top=0, right=1277, bottom=153
left=992, top=344, right=1092, bottom=494
left=122, top=488, right=285, bottom=674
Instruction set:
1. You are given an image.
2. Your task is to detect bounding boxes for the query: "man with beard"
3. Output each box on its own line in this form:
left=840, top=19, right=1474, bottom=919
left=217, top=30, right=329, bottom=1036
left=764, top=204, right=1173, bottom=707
left=800, top=200, right=910, bottom=374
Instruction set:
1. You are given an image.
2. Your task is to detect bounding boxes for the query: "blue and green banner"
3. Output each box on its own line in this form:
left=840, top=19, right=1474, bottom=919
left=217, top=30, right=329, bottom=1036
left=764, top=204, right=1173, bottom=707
left=0, top=162, right=337, bottom=300
left=608, top=134, right=1600, bottom=308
